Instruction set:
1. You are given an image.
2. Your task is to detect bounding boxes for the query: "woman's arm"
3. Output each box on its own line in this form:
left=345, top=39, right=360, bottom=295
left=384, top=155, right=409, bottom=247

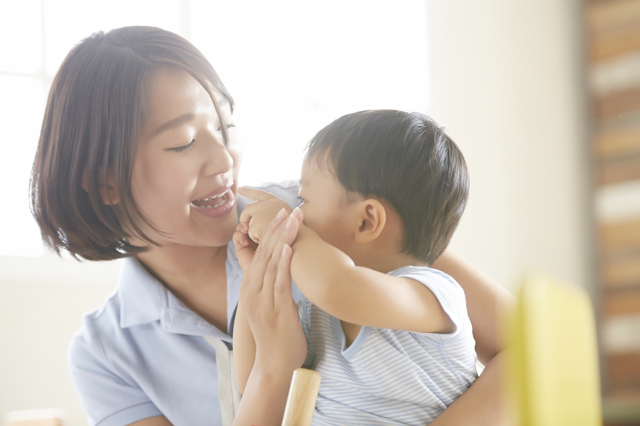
left=233, top=301, right=256, bottom=394
left=430, top=249, right=516, bottom=426
left=431, top=249, right=514, bottom=363
left=232, top=209, right=308, bottom=426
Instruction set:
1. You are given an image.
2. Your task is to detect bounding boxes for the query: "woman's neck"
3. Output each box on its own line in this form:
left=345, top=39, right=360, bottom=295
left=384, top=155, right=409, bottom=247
left=136, top=243, right=231, bottom=332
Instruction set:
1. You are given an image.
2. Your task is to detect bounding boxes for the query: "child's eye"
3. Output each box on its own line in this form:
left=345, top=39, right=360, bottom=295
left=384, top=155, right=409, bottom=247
left=170, top=139, right=195, bottom=152
left=297, top=195, right=306, bottom=206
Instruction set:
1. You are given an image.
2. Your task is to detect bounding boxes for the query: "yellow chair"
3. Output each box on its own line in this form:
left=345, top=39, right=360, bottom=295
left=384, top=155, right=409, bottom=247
left=506, top=275, right=602, bottom=426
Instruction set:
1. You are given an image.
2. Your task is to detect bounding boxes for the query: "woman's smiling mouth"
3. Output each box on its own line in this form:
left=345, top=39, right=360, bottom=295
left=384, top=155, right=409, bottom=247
left=190, top=184, right=236, bottom=217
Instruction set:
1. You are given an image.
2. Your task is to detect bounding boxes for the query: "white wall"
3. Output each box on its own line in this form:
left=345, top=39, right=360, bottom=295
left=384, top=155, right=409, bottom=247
left=427, top=0, right=591, bottom=296
left=0, top=257, right=119, bottom=426
left=0, top=1, right=590, bottom=424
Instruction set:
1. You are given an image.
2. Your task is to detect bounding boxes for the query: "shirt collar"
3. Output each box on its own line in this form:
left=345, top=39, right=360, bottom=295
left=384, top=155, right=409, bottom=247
left=117, top=243, right=244, bottom=341
left=118, top=256, right=166, bottom=329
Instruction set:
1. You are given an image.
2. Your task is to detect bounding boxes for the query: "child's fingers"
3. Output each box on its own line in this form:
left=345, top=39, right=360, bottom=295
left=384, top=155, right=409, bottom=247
left=237, top=187, right=277, bottom=201
left=238, top=202, right=260, bottom=227
left=233, top=230, right=257, bottom=274
left=236, top=222, right=248, bottom=234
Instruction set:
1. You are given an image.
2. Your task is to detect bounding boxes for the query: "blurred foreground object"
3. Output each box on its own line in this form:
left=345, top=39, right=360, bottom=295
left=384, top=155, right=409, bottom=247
left=506, top=276, right=602, bottom=426
left=4, top=408, right=65, bottom=426
left=282, top=368, right=321, bottom=426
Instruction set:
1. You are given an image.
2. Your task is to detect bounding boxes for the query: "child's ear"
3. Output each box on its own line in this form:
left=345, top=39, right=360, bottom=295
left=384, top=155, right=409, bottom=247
left=354, top=199, right=386, bottom=244
left=82, top=168, right=121, bottom=205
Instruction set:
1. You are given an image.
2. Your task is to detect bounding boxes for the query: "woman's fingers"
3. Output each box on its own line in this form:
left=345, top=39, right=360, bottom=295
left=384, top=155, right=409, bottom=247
left=246, top=208, right=289, bottom=293
left=274, top=243, right=293, bottom=310
left=264, top=210, right=302, bottom=298
left=261, top=214, right=295, bottom=297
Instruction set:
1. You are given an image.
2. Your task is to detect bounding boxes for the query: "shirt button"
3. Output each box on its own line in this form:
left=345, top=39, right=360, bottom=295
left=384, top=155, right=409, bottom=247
left=164, top=313, right=172, bottom=325
left=198, top=321, right=212, bottom=329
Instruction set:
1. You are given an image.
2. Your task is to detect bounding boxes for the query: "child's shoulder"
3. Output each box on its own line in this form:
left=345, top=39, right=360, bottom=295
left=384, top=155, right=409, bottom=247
left=388, top=265, right=460, bottom=288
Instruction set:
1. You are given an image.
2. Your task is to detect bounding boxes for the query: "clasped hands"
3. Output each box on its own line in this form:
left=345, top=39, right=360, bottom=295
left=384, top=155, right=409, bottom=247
left=232, top=187, right=307, bottom=374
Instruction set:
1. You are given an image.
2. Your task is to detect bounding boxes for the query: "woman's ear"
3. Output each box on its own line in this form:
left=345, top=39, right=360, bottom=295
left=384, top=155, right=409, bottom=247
left=354, top=199, right=387, bottom=244
left=82, top=168, right=121, bottom=205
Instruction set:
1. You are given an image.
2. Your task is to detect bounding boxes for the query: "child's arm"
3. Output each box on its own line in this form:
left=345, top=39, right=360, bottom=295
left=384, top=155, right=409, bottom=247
left=239, top=188, right=453, bottom=333
left=289, top=218, right=454, bottom=333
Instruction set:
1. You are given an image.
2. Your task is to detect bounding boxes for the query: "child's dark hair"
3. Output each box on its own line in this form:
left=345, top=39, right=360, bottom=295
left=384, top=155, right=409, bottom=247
left=30, top=26, right=234, bottom=261
left=306, top=110, right=469, bottom=265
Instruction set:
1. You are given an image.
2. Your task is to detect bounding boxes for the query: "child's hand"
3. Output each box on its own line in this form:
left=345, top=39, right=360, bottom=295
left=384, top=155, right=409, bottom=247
left=233, top=222, right=260, bottom=274
left=238, top=187, right=293, bottom=244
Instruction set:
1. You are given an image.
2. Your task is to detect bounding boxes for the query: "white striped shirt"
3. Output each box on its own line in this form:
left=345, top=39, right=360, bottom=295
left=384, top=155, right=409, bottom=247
left=298, top=266, right=477, bottom=425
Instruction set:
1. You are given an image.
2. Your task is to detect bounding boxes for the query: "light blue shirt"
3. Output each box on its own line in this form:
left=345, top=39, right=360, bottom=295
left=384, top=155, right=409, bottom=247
left=68, top=181, right=302, bottom=426
left=299, top=267, right=478, bottom=425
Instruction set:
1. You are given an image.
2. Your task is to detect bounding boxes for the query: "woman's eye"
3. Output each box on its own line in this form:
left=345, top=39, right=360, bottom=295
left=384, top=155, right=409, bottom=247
left=216, top=123, right=236, bottom=132
left=297, top=195, right=305, bottom=206
left=171, top=139, right=195, bottom=152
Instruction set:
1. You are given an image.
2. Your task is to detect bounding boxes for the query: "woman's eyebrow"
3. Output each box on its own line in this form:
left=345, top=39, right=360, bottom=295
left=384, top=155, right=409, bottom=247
left=152, top=97, right=230, bottom=136
left=152, top=112, right=195, bottom=136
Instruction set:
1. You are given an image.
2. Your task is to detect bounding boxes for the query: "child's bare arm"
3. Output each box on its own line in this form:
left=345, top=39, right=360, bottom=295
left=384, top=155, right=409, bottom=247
left=238, top=189, right=453, bottom=333
left=289, top=210, right=454, bottom=334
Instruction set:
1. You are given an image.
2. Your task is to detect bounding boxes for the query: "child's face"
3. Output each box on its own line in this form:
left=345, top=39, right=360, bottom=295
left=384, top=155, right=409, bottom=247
left=130, top=67, right=242, bottom=249
left=299, top=155, right=361, bottom=256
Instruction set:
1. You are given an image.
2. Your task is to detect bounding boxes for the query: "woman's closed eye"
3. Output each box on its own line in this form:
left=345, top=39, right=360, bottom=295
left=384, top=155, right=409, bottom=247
left=216, top=123, right=236, bottom=132
left=169, top=139, right=195, bottom=152
left=297, top=195, right=306, bottom=206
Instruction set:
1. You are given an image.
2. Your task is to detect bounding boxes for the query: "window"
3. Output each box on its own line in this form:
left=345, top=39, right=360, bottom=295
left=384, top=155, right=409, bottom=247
left=0, top=0, right=428, bottom=265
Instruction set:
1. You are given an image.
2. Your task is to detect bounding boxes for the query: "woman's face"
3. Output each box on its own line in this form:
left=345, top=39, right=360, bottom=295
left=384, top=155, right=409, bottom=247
left=131, top=67, right=242, bottom=249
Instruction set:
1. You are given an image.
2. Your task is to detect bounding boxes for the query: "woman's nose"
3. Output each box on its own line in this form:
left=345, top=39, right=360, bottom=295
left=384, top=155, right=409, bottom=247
left=201, top=134, right=233, bottom=177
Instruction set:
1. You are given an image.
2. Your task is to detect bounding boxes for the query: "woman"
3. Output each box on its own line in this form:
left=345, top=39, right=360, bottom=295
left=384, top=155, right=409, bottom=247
left=30, top=26, right=513, bottom=426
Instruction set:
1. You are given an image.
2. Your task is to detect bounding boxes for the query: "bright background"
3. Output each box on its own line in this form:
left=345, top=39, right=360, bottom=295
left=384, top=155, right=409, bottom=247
left=0, top=1, right=595, bottom=425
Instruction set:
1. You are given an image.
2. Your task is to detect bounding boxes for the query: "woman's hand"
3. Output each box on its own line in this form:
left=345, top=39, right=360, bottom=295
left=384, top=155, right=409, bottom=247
left=232, top=208, right=307, bottom=426
left=242, top=207, right=307, bottom=374
left=237, top=187, right=293, bottom=244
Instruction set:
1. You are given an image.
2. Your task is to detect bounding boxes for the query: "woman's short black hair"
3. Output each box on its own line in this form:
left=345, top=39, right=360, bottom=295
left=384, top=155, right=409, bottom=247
left=30, top=26, right=234, bottom=260
left=306, top=110, right=469, bottom=265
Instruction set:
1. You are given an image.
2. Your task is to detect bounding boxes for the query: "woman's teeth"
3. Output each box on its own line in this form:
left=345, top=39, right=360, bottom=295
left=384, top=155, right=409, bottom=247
left=192, top=191, right=228, bottom=208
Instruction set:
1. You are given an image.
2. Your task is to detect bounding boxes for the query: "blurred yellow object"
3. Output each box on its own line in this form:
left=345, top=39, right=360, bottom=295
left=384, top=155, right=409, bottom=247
left=506, top=275, right=602, bottom=426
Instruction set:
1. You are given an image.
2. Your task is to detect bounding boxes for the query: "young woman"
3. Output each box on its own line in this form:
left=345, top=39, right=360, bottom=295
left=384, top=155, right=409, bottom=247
left=30, top=26, right=513, bottom=426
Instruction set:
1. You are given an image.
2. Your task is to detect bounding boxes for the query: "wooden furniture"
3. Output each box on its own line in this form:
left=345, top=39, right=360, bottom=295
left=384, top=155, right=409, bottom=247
left=584, top=0, right=640, bottom=421
left=281, top=368, right=321, bottom=426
